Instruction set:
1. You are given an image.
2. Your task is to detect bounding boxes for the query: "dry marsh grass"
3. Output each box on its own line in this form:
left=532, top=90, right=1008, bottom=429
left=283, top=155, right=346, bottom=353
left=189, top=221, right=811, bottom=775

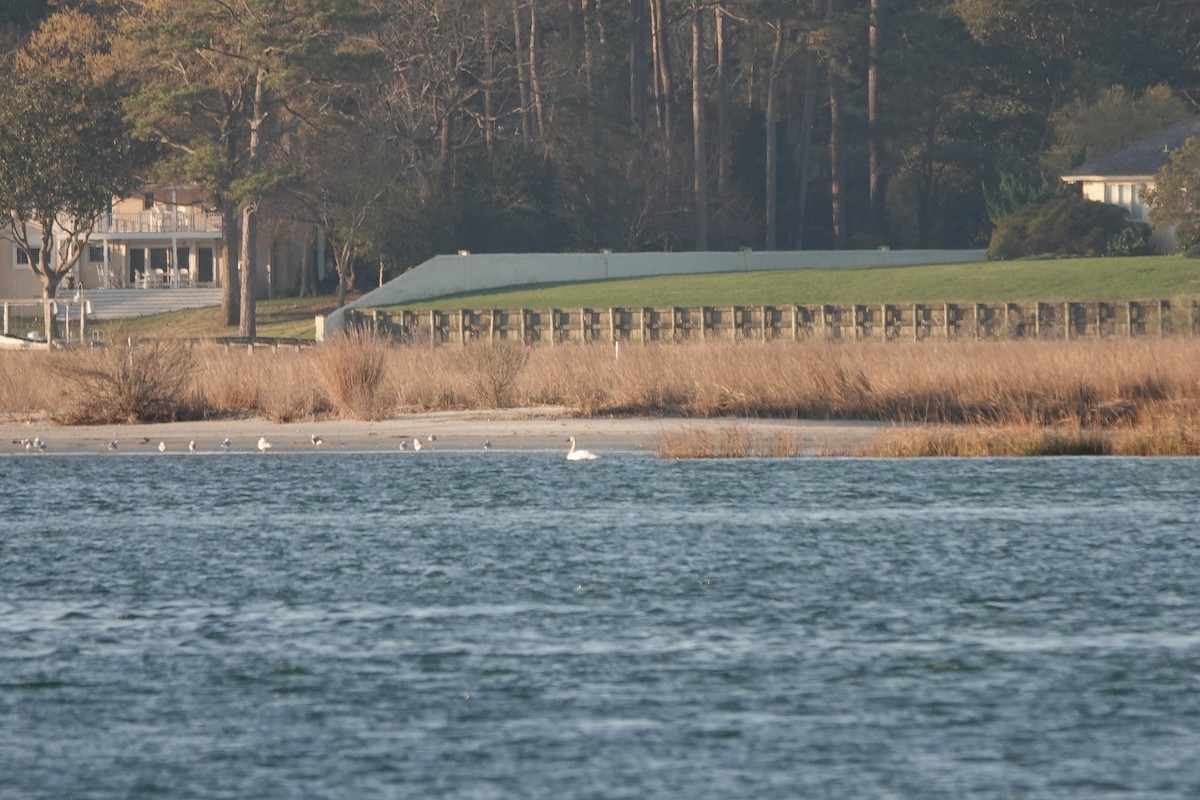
left=656, top=424, right=803, bottom=459
left=5, top=337, right=1200, bottom=456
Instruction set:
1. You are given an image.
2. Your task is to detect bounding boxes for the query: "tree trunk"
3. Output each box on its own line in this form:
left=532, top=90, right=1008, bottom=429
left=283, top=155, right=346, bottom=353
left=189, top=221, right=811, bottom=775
left=239, top=66, right=265, bottom=340
left=765, top=18, right=784, bottom=250
left=299, top=227, right=314, bottom=298
left=715, top=5, right=731, bottom=200
left=512, top=1, right=532, bottom=143
left=220, top=205, right=239, bottom=326
left=581, top=0, right=594, bottom=99
left=691, top=0, right=707, bottom=250
left=793, top=44, right=818, bottom=250
left=829, top=66, right=847, bottom=249
left=529, top=0, right=546, bottom=139
left=651, top=0, right=675, bottom=142
left=867, top=0, right=885, bottom=242
left=483, top=4, right=496, bottom=153
left=629, top=0, right=648, bottom=130
left=239, top=203, right=257, bottom=340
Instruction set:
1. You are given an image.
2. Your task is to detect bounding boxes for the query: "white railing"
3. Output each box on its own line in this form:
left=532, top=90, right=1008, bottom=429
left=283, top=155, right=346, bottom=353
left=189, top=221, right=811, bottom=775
left=96, top=210, right=222, bottom=235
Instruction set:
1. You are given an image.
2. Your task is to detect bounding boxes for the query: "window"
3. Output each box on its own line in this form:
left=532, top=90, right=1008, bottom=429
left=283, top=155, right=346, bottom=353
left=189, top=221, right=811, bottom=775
left=89, top=245, right=105, bottom=262
left=13, top=247, right=41, bottom=269
left=143, top=192, right=155, bottom=210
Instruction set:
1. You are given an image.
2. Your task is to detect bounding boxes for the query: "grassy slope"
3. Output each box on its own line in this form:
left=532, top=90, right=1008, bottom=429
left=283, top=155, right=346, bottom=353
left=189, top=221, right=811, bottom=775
left=89, top=295, right=340, bottom=341
left=84, top=257, right=1200, bottom=339
left=384, top=256, right=1200, bottom=310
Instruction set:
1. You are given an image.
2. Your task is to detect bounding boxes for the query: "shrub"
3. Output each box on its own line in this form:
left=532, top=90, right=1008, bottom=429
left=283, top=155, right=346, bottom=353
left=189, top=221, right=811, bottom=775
left=314, top=328, right=393, bottom=420
left=454, top=341, right=530, bottom=408
left=54, top=339, right=195, bottom=423
left=987, top=196, right=1140, bottom=259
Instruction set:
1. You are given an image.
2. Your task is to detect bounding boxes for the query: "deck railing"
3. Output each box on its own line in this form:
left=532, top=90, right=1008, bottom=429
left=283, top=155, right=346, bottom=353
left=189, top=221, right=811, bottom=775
left=95, top=210, right=222, bottom=235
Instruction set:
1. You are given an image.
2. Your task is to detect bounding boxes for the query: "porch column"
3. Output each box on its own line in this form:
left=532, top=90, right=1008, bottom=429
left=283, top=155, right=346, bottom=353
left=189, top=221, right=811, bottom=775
left=102, top=240, right=110, bottom=289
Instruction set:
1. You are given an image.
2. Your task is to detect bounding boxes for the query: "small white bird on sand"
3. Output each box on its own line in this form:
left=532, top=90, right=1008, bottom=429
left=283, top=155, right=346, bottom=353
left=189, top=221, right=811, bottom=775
left=221, top=437, right=232, bottom=450
left=412, top=438, right=423, bottom=452
left=257, top=436, right=272, bottom=453
left=399, top=439, right=408, bottom=450
left=158, top=441, right=167, bottom=453
left=482, top=439, right=491, bottom=451
left=107, top=439, right=118, bottom=451
left=311, top=434, right=323, bottom=448
left=427, top=434, right=437, bottom=443
left=566, top=436, right=598, bottom=461
left=188, top=440, right=196, bottom=453
left=35, top=438, right=47, bottom=453
left=21, top=438, right=32, bottom=452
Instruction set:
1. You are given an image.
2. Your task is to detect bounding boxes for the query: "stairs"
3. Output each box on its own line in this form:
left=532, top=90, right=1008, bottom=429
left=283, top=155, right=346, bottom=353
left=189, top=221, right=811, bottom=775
left=72, top=288, right=223, bottom=320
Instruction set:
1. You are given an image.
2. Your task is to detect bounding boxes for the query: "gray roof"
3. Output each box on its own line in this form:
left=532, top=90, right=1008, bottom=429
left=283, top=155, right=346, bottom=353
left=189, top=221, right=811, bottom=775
left=1061, top=115, right=1200, bottom=181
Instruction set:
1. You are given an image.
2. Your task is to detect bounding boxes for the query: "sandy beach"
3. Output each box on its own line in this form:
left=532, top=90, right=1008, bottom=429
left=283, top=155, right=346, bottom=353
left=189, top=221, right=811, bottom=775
left=1, top=407, right=888, bottom=455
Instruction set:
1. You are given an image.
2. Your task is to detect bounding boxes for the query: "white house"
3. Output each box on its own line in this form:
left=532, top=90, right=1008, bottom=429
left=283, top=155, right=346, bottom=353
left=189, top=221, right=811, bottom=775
left=1060, top=115, right=1200, bottom=252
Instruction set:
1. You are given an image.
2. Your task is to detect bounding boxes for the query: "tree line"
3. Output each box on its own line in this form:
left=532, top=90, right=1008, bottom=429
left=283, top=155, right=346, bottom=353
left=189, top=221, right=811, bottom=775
left=1, top=0, right=1198, bottom=336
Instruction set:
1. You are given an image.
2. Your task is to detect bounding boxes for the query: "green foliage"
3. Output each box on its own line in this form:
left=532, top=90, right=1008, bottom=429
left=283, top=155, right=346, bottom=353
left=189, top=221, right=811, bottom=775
left=983, top=165, right=1069, bottom=225
left=1044, top=85, right=1191, bottom=173
left=986, top=196, right=1141, bottom=259
left=1146, top=135, right=1200, bottom=252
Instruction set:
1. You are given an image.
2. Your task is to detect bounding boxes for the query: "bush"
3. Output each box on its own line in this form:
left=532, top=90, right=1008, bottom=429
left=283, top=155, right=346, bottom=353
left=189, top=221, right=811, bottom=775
left=454, top=341, right=530, bottom=407
left=54, top=339, right=196, bottom=423
left=314, top=328, right=393, bottom=420
left=987, top=196, right=1146, bottom=259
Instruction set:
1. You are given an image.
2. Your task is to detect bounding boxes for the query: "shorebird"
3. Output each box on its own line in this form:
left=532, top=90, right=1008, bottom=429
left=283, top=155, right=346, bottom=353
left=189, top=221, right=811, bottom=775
left=399, top=439, right=408, bottom=450
left=566, top=436, right=598, bottom=461
left=107, top=439, right=118, bottom=451
left=221, top=437, right=232, bottom=450
left=33, top=437, right=46, bottom=453
left=188, top=440, right=196, bottom=453
left=158, top=441, right=167, bottom=453
left=412, top=438, right=423, bottom=452
left=257, top=436, right=272, bottom=453
left=21, top=438, right=32, bottom=452
left=427, top=434, right=437, bottom=443
left=311, top=434, right=323, bottom=448
left=482, top=439, right=491, bottom=451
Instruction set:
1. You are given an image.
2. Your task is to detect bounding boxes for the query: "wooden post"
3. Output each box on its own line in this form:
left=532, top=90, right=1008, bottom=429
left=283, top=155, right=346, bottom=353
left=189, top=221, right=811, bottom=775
left=640, top=308, right=647, bottom=344
left=80, top=301, right=87, bottom=343
left=580, top=308, right=587, bottom=343
left=430, top=309, right=437, bottom=345
left=2, top=302, right=8, bottom=336
left=609, top=307, right=616, bottom=343
left=1160, top=300, right=1168, bottom=337
left=912, top=303, right=919, bottom=341
left=791, top=305, right=798, bottom=342
left=943, top=303, right=950, bottom=340
left=1126, top=301, right=1134, bottom=338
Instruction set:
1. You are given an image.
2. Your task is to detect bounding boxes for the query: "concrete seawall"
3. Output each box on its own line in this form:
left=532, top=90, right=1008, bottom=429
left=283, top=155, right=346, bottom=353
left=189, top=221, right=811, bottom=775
left=318, top=249, right=986, bottom=341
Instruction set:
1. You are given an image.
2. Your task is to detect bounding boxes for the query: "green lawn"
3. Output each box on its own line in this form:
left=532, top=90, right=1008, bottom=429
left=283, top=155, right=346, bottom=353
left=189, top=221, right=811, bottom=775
left=89, top=295, right=340, bottom=341
left=83, top=257, right=1200, bottom=340
left=382, top=256, right=1200, bottom=310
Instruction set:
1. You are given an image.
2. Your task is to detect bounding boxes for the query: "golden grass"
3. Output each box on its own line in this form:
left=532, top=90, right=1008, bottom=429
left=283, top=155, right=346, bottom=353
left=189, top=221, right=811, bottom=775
left=4, top=337, right=1200, bottom=457
left=656, top=424, right=803, bottom=459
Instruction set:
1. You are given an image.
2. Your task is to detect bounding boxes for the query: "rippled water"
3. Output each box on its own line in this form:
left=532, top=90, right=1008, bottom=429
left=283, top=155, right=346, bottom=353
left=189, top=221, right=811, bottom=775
left=2, top=452, right=1199, bottom=798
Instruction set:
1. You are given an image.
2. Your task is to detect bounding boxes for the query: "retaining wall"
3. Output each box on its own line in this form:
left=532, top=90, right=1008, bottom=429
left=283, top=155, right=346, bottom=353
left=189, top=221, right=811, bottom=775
left=345, top=299, right=1193, bottom=345
left=320, top=249, right=986, bottom=340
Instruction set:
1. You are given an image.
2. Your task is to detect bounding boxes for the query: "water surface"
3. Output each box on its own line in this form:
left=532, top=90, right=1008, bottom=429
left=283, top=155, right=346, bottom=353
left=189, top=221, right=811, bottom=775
left=2, top=453, right=1199, bottom=798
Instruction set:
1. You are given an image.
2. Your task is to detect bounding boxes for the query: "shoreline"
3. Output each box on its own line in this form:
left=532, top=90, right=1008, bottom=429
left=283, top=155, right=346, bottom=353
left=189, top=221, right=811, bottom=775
left=0, top=408, right=889, bottom=455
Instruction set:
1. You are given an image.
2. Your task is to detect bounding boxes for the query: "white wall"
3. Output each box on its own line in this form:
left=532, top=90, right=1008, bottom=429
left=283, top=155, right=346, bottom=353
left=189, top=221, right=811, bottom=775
left=320, top=248, right=986, bottom=339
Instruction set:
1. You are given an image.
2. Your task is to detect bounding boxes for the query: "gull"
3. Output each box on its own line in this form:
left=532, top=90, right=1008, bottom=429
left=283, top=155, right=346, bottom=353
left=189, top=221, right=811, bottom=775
left=188, top=440, right=196, bottom=453
left=257, top=436, right=272, bottom=453
left=107, top=439, right=118, bottom=451
left=412, top=438, right=423, bottom=452
left=482, top=439, right=491, bottom=451
left=427, top=434, right=437, bottom=443
left=34, top=437, right=46, bottom=453
left=221, top=437, right=232, bottom=450
left=398, top=439, right=408, bottom=450
left=311, top=434, right=323, bottom=448
left=158, top=441, right=167, bottom=453
left=566, top=436, right=598, bottom=461
left=21, top=438, right=32, bottom=452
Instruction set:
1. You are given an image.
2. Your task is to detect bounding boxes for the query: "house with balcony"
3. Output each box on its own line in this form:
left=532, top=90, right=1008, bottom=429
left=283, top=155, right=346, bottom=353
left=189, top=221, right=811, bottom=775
left=1060, top=115, right=1200, bottom=252
left=2, top=185, right=322, bottom=300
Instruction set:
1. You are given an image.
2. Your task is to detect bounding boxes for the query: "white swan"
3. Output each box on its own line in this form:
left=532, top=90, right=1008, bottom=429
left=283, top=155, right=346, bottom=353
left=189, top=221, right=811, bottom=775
left=566, top=436, right=598, bottom=461
left=257, top=436, right=272, bottom=453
